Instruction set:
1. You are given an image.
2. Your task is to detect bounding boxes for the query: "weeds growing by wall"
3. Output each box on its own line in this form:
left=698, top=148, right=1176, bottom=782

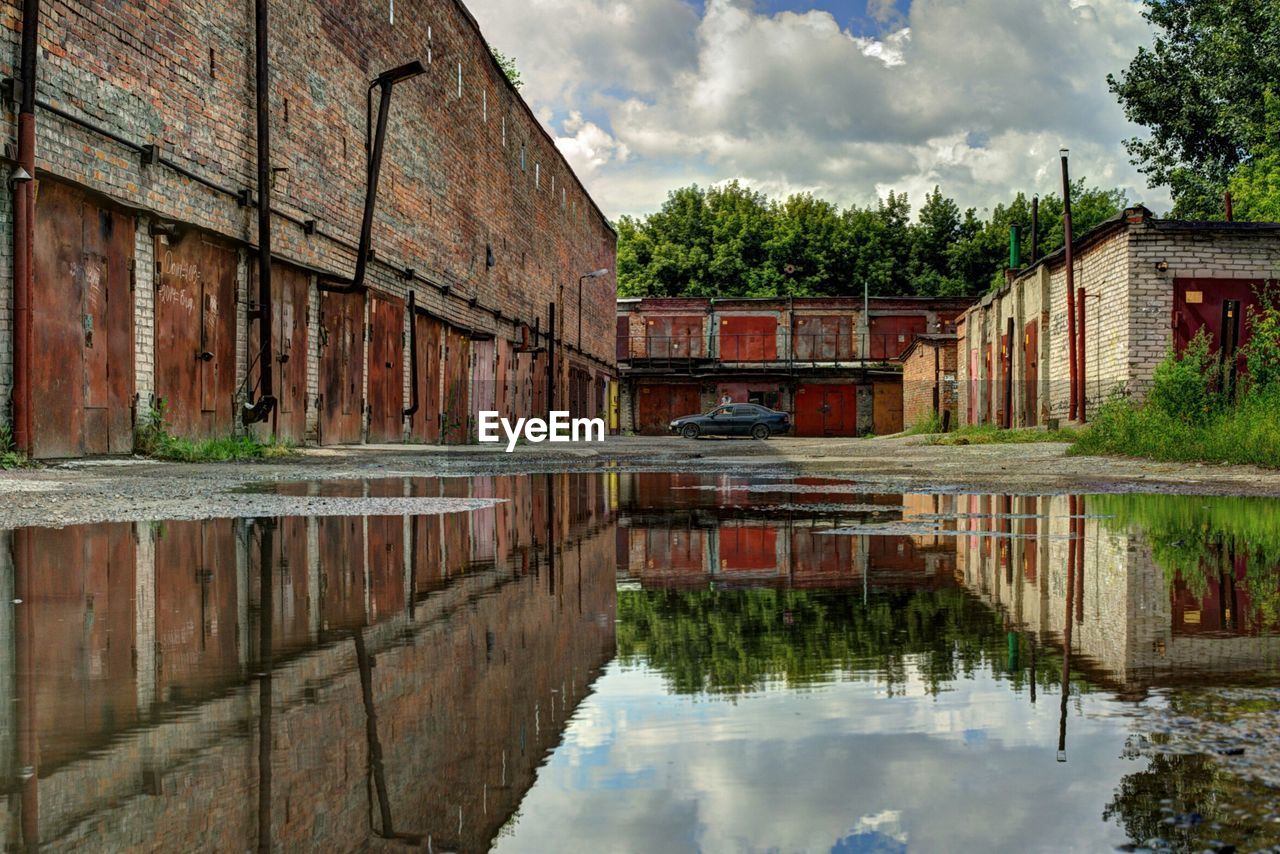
left=135, top=402, right=294, bottom=463
left=1072, top=295, right=1280, bottom=468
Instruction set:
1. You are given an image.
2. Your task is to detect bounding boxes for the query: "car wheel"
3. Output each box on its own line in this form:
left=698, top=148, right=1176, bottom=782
left=751, top=423, right=770, bottom=440
left=681, top=424, right=701, bottom=440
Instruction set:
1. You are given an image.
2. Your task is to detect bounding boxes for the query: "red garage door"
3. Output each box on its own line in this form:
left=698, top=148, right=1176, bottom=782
left=719, top=316, right=777, bottom=361
left=794, top=383, right=858, bottom=437
left=869, top=315, right=928, bottom=360
left=1174, top=278, right=1268, bottom=377
left=635, top=383, right=701, bottom=434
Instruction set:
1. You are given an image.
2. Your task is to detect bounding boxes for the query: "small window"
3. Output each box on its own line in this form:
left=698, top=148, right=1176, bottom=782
left=535, top=163, right=540, bottom=187
left=457, top=62, right=463, bottom=98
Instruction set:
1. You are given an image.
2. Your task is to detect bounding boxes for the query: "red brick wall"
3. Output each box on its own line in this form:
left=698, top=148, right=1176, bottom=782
left=2, top=0, right=616, bottom=372
left=903, top=340, right=957, bottom=428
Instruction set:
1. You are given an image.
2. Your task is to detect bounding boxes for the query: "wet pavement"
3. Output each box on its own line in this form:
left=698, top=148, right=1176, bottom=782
left=2, top=472, right=1278, bottom=852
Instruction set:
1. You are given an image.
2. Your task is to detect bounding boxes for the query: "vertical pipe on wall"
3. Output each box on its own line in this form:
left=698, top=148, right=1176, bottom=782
left=547, top=303, right=557, bottom=414
left=1077, top=292, right=1087, bottom=422
left=254, top=0, right=275, bottom=416
left=1224, top=191, right=1234, bottom=222
left=1061, top=153, right=1079, bottom=422
left=1030, top=195, right=1040, bottom=264
left=12, top=0, right=40, bottom=453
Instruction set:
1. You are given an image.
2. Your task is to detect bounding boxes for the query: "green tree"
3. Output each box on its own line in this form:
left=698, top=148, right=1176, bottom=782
left=490, top=47, right=522, bottom=90
left=1228, top=91, right=1280, bottom=222
left=1108, top=0, right=1280, bottom=217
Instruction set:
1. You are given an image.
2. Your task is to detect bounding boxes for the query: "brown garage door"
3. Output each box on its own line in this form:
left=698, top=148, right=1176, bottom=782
left=367, top=292, right=405, bottom=443
left=635, top=383, right=701, bottom=435
left=318, top=289, right=365, bottom=445
left=409, top=311, right=444, bottom=444
left=248, top=261, right=309, bottom=443
left=442, top=327, right=471, bottom=444
left=873, top=381, right=904, bottom=436
left=32, top=181, right=136, bottom=458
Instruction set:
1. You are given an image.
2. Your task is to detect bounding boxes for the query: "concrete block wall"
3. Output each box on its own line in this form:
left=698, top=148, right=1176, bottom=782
left=1126, top=228, right=1280, bottom=399
left=957, top=211, right=1280, bottom=427
left=902, top=339, right=957, bottom=429
left=1, top=0, right=617, bottom=449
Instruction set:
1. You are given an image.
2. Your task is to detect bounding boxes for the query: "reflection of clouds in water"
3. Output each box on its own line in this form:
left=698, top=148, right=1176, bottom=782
left=495, top=661, right=1136, bottom=853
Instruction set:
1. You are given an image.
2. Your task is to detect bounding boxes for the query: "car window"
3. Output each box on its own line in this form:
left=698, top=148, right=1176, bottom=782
left=711, top=407, right=732, bottom=417
left=732, top=406, right=756, bottom=416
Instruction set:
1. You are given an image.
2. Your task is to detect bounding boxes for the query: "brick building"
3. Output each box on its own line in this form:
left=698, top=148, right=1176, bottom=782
left=1, top=0, right=616, bottom=458
left=616, top=296, right=973, bottom=436
left=0, top=472, right=617, bottom=849
left=900, top=334, right=958, bottom=430
left=958, top=206, right=1280, bottom=427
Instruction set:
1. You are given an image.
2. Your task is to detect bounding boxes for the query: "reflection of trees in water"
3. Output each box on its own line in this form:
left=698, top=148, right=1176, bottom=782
left=1094, top=494, right=1280, bottom=631
left=617, top=588, right=1080, bottom=697
left=1103, top=743, right=1280, bottom=851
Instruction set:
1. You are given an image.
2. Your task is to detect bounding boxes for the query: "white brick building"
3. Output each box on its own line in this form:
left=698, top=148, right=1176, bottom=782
left=959, top=207, right=1280, bottom=427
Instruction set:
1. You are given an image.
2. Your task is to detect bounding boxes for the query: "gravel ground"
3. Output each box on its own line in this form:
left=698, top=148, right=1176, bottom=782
left=3, top=434, right=1280, bottom=529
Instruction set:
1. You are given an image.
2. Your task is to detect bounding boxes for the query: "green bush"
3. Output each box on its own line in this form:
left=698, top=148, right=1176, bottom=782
left=135, top=401, right=293, bottom=462
left=1243, top=288, right=1280, bottom=394
left=1072, top=385, right=1280, bottom=468
left=1147, top=328, right=1222, bottom=424
left=0, top=422, right=28, bottom=469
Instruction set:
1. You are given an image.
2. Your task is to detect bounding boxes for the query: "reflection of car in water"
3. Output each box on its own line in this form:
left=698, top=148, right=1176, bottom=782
left=669, top=404, right=792, bottom=440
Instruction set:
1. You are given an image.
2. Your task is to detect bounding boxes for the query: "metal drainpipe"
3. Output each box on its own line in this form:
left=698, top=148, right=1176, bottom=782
left=403, top=291, right=419, bottom=418
left=1061, top=153, right=1079, bottom=422
left=547, top=303, right=557, bottom=414
left=251, top=0, right=276, bottom=425
left=1030, top=195, right=1039, bottom=264
left=12, top=0, right=40, bottom=454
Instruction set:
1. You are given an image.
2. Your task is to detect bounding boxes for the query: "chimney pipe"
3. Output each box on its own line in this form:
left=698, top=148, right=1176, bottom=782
left=1224, top=190, right=1234, bottom=222
left=1061, top=151, right=1079, bottom=422
left=1009, top=225, right=1021, bottom=269
left=1030, top=195, right=1040, bottom=263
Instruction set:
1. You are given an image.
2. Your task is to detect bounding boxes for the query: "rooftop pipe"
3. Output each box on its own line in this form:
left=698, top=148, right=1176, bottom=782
left=244, top=0, right=277, bottom=426
left=1061, top=150, right=1079, bottom=422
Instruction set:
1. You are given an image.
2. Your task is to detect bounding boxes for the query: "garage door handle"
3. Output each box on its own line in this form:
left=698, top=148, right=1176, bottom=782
left=196, top=350, right=214, bottom=362
left=277, top=353, right=289, bottom=364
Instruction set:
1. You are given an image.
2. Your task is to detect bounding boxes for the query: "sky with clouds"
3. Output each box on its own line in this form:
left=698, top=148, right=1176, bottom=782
left=466, top=0, right=1166, bottom=221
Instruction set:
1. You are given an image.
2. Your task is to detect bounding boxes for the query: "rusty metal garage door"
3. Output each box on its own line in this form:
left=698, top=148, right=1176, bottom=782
left=409, top=312, right=444, bottom=444
left=442, top=327, right=471, bottom=444
left=249, top=261, right=309, bottom=443
left=366, top=292, right=405, bottom=443
left=318, top=289, right=365, bottom=445
left=155, top=231, right=237, bottom=440
left=32, top=181, right=135, bottom=458
left=634, top=383, right=701, bottom=435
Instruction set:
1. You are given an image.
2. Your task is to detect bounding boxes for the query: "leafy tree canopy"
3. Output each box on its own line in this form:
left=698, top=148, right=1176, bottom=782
left=1108, top=0, right=1280, bottom=218
left=617, top=181, right=1127, bottom=299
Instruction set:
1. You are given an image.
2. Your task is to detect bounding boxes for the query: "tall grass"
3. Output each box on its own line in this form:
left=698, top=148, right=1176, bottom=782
left=1071, top=301, right=1280, bottom=469
left=0, top=422, right=27, bottom=469
left=136, top=402, right=293, bottom=462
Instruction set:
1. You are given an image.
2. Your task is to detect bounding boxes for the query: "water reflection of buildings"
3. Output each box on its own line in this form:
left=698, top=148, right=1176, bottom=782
left=616, top=475, right=1280, bottom=693
left=0, top=473, right=616, bottom=852
left=945, top=493, right=1280, bottom=692
left=617, top=474, right=958, bottom=590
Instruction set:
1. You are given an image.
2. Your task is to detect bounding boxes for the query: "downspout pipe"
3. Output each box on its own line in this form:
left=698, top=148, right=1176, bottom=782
left=403, top=290, right=419, bottom=418
left=12, top=0, right=40, bottom=454
left=245, top=0, right=276, bottom=426
left=1061, top=152, right=1079, bottom=422
left=319, top=61, right=424, bottom=295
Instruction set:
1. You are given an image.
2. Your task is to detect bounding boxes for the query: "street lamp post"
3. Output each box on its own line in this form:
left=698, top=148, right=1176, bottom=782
left=577, top=268, right=610, bottom=350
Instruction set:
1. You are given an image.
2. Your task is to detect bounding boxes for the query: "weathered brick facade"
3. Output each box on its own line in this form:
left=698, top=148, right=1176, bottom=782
left=958, top=208, right=1280, bottom=427
left=617, top=296, right=973, bottom=437
left=900, top=334, right=957, bottom=430
left=1, top=0, right=616, bottom=455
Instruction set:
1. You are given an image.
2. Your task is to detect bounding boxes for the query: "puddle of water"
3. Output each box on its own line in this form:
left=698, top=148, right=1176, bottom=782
left=2, top=472, right=1278, bottom=852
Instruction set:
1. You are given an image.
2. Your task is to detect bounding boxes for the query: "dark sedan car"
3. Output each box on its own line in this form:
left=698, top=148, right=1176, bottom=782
left=670, top=403, right=792, bottom=440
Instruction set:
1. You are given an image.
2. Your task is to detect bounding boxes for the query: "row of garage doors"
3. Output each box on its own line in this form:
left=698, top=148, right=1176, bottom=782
left=28, top=180, right=567, bottom=458
left=631, top=381, right=903, bottom=437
